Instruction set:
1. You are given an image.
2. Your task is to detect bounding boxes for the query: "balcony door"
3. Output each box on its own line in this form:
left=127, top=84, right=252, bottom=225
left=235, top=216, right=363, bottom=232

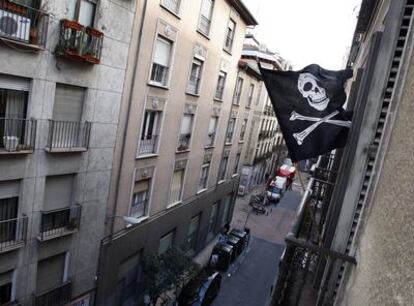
left=0, top=197, right=18, bottom=243
left=52, top=84, right=85, bottom=148
left=139, top=110, right=160, bottom=155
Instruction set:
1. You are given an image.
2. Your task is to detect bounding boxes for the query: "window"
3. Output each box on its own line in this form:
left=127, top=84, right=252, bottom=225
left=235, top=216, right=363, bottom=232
left=160, top=0, right=181, bottom=15
left=233, top=153, right=241, bottom=175
left=178, top=114, right=193, bottom=151
left=233, top=77, right=243, bottom=105
left=187, top=214, right=200, bottom=252
left=206, top=116, right=218, bottom=147
left=247, top=84, right=255, bottom=107
left=240, top=119, right=247, bottom=142
left=187, top=59, right=203, bottom=95
left=0, top=270, right=13, bottom=305
left=198, top=162, right=210, bottom=191
left=36, top=253, right=67, bottom=294
left=198, top=0, right=214, bottom=36
left=158, top=230, right=175, bottom=255
left=207, top=202, right=219, bottom=235
left=224, top=19, right=236, bottom=51
left=215, top=71, right=227, bottom=100
left=67, top=0, right=97, bottom=27
left=169, top=169, right=184, bottom=205
left=0, top=197, right=18, bottom=244
left=218, top=156, right=228, bottom=182
left=150, top=36, right=173, bottom=86
left=139, top=110, right=161, bottom=155
left=221, top=193, right=233, bottom=225
left=130, top=179, right=150, bottom=218
left=226, top=118, right=235, bottom=144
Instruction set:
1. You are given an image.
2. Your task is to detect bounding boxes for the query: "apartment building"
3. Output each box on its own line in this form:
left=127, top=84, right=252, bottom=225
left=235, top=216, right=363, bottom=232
left=272, top=0, right=414, bottom=305
left=96, top=0, right=257, bottom=305
left=238, top=36, right=288, bottom=194
left=0, top=1, right=136, bottom=305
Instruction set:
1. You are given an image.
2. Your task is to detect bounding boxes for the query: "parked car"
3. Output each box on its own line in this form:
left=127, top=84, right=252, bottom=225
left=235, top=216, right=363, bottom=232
left=267, top=176, right=287, bottom=202
left=177, top=269, right=222, bottom=306
left=209, top=242, right=234, bottom=272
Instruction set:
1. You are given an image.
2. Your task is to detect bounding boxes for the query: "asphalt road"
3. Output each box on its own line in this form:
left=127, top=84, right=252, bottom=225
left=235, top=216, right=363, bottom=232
left=212, top=189, right=302, bottom=306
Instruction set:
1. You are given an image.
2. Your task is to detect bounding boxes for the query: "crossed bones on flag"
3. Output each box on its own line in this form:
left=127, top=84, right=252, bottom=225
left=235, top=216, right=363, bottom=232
left=289, top=110, right=352, bottom=145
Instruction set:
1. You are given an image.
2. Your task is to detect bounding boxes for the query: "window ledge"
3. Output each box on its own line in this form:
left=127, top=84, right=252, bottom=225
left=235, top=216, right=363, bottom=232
left=167, top=201, right=182, bottom=209
left=213, top=97, right=223, bottom=103
left=217, top=180, right=225, bottom=185
left=137, top=153, right=158, bottom=160
left=225, top=142, right=232, bottom=146
left=197, top=188, right=207, bottom=195
left=232, top=103, right=240, bottom=106
left=45, top=147, right=87, bottom=153
left=0, top=149, right=34, bottom=155
left=223, top=48, right=233, bottom=56
left=125, top=216, right=149, bottom=228
left=160, top=3, right=181, bottom=19
left=176, top=149, right=190, bottom=154
left=147, top=82, right=170, bottom=90
left=196, top=29, right=211, bottom=40
left=185, top=91, right=200, bottom=97
left=204, top=145, right=215, bottom=149
left=232, top=174, right=239, bottom=178
left=245, top=105, right=251, bottom=109
left=238, top=140, right=245, bottom=144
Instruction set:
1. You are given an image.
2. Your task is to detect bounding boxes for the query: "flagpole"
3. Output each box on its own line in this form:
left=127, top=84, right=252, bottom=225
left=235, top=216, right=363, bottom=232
left=294, top=162, right=306, bottom=193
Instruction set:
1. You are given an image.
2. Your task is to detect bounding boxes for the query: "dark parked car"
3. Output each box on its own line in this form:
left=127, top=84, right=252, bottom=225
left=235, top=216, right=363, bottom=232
left=225, top=234, right=242, bottom=256
left=229, top=228, right=250, bottom=250
left=177, top=269, right=222, bottom=306
left=209, top=242, right=233, bottom=272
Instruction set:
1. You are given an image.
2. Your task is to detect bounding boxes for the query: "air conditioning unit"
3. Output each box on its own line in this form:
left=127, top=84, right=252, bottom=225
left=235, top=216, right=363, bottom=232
left=238, top=185, right=246, bottom=196
left=0, top=10, right=31, bottom=42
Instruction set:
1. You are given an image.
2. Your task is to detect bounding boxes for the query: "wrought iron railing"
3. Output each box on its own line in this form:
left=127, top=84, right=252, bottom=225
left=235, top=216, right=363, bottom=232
left=139, top=135, right=158, bottom=155
left=150, top=63, right=169, bottom=85
left=0, top=1, right=49, bottom=48
left=56, top=19, right=103, bottom=64
left=33, top=280, right=72, bottom=306
left=0, top=215, right=28, bottom=253
left=187, top=75, right=201, bottom=94
left=206, top=132, right=215, bottom=147
left=271, top=155, right=356, bottom=306
left=38, top=205, right=81, bottom=241
left=0, top=118, right=36, bottom=152
left=198, top=15, right=211, bottom=35
left=177, top=133, right=191, bottom=151
left=46, top=120, right=91, bottom=151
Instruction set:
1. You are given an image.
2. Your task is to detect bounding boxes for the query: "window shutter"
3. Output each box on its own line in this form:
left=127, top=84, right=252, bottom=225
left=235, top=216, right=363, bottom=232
left=53, top=85, right=84, bottom=122
left=0, top=75, right=30, bottom=91
left=44, top=175, right=74, bottom=211
left=154, top=38, right=172, bottom=67
left=133, top=180, right=149, bottom=193
left=36, top=254, right=65, bottom=293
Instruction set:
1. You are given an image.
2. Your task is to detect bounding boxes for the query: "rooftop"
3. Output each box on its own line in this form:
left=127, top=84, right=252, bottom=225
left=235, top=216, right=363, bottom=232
left=226, top=0, right=258, bottom=26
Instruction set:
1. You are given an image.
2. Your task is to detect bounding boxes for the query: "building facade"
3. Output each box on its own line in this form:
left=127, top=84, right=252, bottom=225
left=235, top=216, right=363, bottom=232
left=0, top=0, right=136, bottom=305
left=97, top=0, right=257, bottom=305
left=238, top=36, right=288, bottom=195
left=272, top=0, right=414, bottom=305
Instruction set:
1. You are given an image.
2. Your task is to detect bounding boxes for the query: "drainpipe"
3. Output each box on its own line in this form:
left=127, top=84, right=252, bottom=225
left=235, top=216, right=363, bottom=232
left=109, top=0, right=149, bottom=241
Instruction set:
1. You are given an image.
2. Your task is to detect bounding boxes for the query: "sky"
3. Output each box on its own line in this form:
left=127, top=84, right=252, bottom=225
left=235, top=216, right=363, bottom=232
left=242, top=0, right=362, bottom=70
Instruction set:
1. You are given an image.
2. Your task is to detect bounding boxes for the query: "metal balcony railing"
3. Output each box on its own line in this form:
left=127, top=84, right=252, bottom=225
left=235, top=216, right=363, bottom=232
left=177, top=133, right=191, bottom=151
left=0, top=1, right=49, bottom=48
left=150, top=63, right=169, bottom=85
left=38, top=205, right=81, bottom=241
left=33, top=280, right=72, bottom=306
left=46, top=120, right=91, bottom=152
left=56, top=19, right=103, bottom=64
left=139, top=135, right=158, bottom=155
left=0, top=215, right=28, bottom=253
left=215, top=85, right=224, bottom=100
left=206, top=132, right=215, bottom=147
left=187, top=76, right=201, bottom=94
left=0, top=118, right=36, bottom=153
left=198, top=15, right=211, bottom=35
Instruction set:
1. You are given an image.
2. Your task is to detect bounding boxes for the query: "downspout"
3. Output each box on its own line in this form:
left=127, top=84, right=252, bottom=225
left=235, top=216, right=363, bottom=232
left=109, top=0, right=149, bottom=241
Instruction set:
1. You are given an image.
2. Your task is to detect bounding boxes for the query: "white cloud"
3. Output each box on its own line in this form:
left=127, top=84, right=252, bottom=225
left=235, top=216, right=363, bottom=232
left=243, top=0, right=361, bottom=70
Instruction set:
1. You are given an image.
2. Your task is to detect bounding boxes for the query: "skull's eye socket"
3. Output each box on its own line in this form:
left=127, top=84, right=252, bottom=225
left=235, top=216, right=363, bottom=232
left=303, top=82, right=313, bottom=91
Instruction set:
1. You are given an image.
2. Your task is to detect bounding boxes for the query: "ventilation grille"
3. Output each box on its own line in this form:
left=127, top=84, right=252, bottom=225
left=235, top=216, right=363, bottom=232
left=332, top=0, right=414, bottom=300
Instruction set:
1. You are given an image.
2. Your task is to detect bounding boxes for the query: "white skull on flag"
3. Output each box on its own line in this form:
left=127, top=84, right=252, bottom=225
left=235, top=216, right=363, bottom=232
left=298, top=73, right=330, bottom=111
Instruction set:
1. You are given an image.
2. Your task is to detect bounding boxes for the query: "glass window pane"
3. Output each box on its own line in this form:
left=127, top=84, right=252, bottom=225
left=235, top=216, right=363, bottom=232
left=66, top=0, right=77, bottom=20
left=79, top=0, right=96, bottom=27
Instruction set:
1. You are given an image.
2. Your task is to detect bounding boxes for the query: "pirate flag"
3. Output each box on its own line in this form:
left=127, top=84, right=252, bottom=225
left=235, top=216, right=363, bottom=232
left=259, top=64, right=353, bottom=162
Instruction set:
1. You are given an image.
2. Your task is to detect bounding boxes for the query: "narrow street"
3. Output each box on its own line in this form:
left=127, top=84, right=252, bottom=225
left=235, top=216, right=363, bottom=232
left=212, top=185, right=302, bottom=306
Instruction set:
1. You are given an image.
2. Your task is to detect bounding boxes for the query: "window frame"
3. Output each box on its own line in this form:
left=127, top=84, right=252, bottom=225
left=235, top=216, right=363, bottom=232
left=239, top=118, right=248, bottom=142
left=138, top=110, right=162, bottom=157
left=168, top=168, right=185, bottom=207
left=218, top=156, right=228, bottom=183
left=223, top=18, right=236, bottom=53
left=214, top=71, right=227, bottom=101
left=232, top=77, right=244, bottom=105
left=186, top=58, right=204, bottom=96
left=205, top=116, right=218, bottom=147
left=67, top=0, right=98, bottom=28
left=247, top=83, right=255, bottom=108
left=160, top=0, right=182, bottom=17
left=233, top=153, right=241, bottom=176
left=197, top=0, right=214, bottom=37
left=129, top=178, right=151, bottom=220
left=177, top=113, right=195, bottom=152
left=225, top=118, right=236, bottom=144
left=187, top=214, right=201, bottom=253
left=158, top=230, right=175, bottom=255
left=149, top=35, right=174, bottom=88
left=198, top=162, right=210, bottom=192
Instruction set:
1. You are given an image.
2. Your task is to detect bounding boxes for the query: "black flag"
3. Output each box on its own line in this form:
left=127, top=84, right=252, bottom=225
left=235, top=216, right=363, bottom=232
left=259, top=64, right=353, bottom=162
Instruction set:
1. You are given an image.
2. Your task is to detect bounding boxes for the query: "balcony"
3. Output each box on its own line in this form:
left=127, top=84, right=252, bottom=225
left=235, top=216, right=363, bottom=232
left=177, top=133, right=191, bottom=152
left=0, top=118, right=36, bottom=154
left=37, top=205, right=81, bottom=242
left=45, top=120, right=91, bottom=153
left=0, top=215, right=28, bottom=254
left=33, top=281, right=71, bottom=306
left=139, top=135, right=158, bottom=156
left=0, top=1, right=49, bottom=50
left=56, top=19, right=103, bottom=64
